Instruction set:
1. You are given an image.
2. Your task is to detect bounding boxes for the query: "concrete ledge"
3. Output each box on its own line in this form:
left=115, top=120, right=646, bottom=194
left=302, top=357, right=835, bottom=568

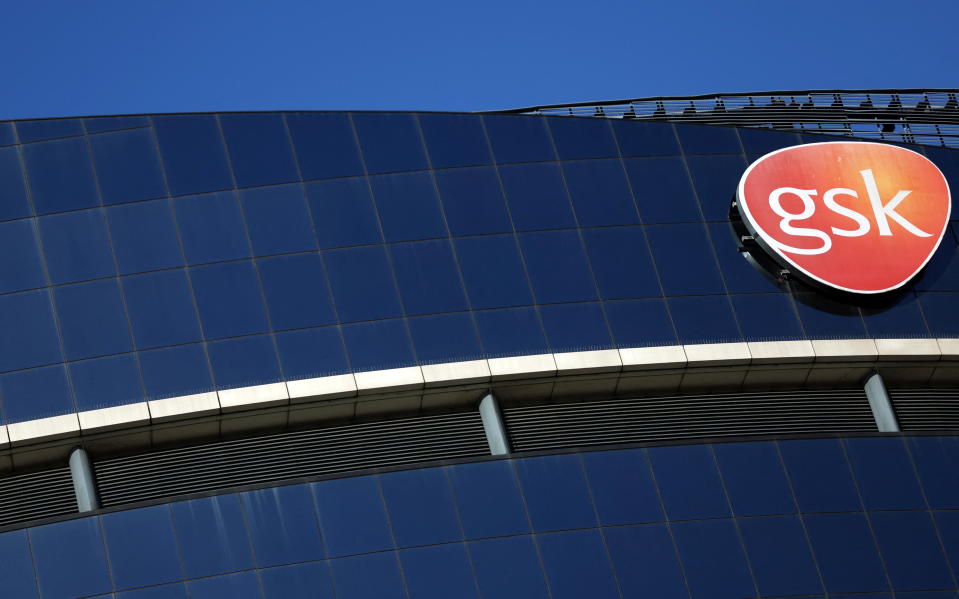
left=0, top=426, right=8, bottom=449
left=553, top=349, right=622, bottom=375
left=8, top=414, right=80, bottom=446
left=78, top=403, right=151, bottom=433
left=355, top=367, right=424, bottom=394
left=422, top=360, right=491, bottom=387
left=875, top=338, right=942, bottom=361
left=748, top=340, right=815, bottom=364
left=219, top=383, right=290, bottom=412
left=811, top=339, right=879, bottom=362
left=149, top=392, right=221, bottom=422
left=938, top=338, right=959, bottom=359
left=287, top=374, right=357, bottom=402
left=684, top=343, right=751, bottom=366
left=488, top=354, right=556, bottom=380
left=619, top=345, right=687, bottom=370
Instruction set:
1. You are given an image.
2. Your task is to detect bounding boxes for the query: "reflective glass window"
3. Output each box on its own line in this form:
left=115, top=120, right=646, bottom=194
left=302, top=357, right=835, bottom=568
left=548, top=117, right=618, bottom=160
left=738, top=516, right=823, bottom=597
left=107, top=199, right=184, bottom=274
left=625, top=156, right=701, bottom=224
left=434, top=166, right=511, bottom=235
left=341, top=319, right=415, bottom=372
left=242, top=484, right=325, bottom=568
left=646, top=223, right=725, bottom=295
left=239, top=184, right=317, bottom=255
left=919, top=291, right=959, bottom=337
left=324, top=245, right=403, bottom=322
left=447, top=460, right=529, bottom=539
left=582, top=448, right=663, bottom=526
left=675, top=123, right=741, bottom=154
left=498, top=162, right=575, bottom=231
left=474, top=307, right=547, bottom=358
left=22, top=137, right=100, bottom=214
left=539, top=302, right=612, bottom=353
left=1, top=364, right=74, bottom=423
left=208, top=335, right=281, bottom=390
left=483, top=114, right=555, bottom=163
left=380, top=468, right=462, bottom=547
left=794, top=292, right=867, bottom=339
left=305, top=177, right=382, bottom=249
left=70, top=353, right=144, bottom=411
left=470, top=536, right=550, bottom=599
left=30, top=518, right=112, bottom=599
left=37, top=209, right=116, bottom=285
left=352, top=112, right=428, bottom=174
left=738, top=128, right=801, bottom=155
left=102, top=505, right=182, bottom=589
left=862, top=293, right=931, bottom=338
left=908, top=436, right=959, bottom=509
left=0, top=220, right=46, bottom=293
left=685, top=154, right=748, bottom=221
left=667, top=296, right=742, bottom=345
left=0, top=530, right=39, bottom=598
left=804, top=513, right=889, bottom=593
left=582, top=226, right=660, bottom=299
left=537, top=529, right=620, bottom=599
left=519, top=230, right=596, bottom=303
left=731, top=293, right=803, bottom=342
left=16, top=119, right=83, bottom=142
left=190, top=261, right=269, bottom=339
left=419, top=113, right=492, bottom=168
left=0, top=289, right=63, bottom=372
left=515, top=454, right=596, bottom=532
left=455, top=234, right=533, bottom=309
left=330, top=552, right=406, bottom=599
left=0, top=147, right=30, bottom=221
left=123, top=270, right=202, bottom=349
left=55, top=279, right=132, bottom=360
left=611, top=120, right=680, bottom=157
left=672, top=519, right=755, bottom=599
left=275, top=327, right=349, bottom=380
left=370, top=171, right=446, bottom=242
left=174, top=191, right=251, bottom=265
left=313, top=476, right=394, bottom=557
left=389, top=239, right=469, bottom=315
left=260, top=562, right=335, bottom=599
left=119, top=583, right=189, bottom=598
left=708, top=222, right=782, bottom=294
left=916, top=226, right=959, bottom=291
left=139, top=344, right=214, bottom=400
left=779, top=438, right=861, bottom=512
left=714, top=441, right=795, bottom=516
left=605, top=299, right=678, bottom=348
left=220, top=112, right=298, bottom=187
left=188, top=571, right=261, bottom=599
left=871, top=511, right=953, bottom=591
left=563, top=159, right=639, bottom=226
left=286, top=112, right=364, bottom=180
left=408, top=312, right=483, bottom=364
left=400, top=544, right=479, bottom=599
left=84, top=115, right=149, bottom=133
left=843, top=437, right=925, bottom=510
left=257, top=254, right=335, bottom=330
left=89, top=128, right=166, bottom=205
left=153, top=115, right=232, bottom=195
left=0, top=122, right=13, bottom=146
left=648, top=444, right=730, bottom=519
left=171, top=494, right=254, bottom=579
left=934, top=511, right=959, bottom=576
left=605, top=524, right=687, bottom=599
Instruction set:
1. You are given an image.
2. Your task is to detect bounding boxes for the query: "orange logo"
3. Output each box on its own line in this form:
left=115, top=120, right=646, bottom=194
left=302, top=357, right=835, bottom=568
left=737, top=141, right=952, bottom=294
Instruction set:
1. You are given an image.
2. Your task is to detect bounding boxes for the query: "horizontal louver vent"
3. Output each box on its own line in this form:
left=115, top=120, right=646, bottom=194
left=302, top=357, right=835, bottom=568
left=0, top=468, right=75, bottom=527
left=503, top=389, right=875, bottom=452
left=95, top=412, right=487, bottom=507
left=891, top=389, right=959, bottom=432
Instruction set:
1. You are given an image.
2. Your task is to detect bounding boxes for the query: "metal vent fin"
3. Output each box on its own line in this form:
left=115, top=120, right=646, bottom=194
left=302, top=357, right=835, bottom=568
left=891, top=389, right=959, bottom=432
left=0, top=468, right=75, bottom=528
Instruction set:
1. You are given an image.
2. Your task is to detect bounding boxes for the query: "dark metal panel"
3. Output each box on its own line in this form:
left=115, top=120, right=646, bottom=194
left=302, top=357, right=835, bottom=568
left=0, top=468, right=75, bottom=527
left=890, top=389, right=959, bottom=432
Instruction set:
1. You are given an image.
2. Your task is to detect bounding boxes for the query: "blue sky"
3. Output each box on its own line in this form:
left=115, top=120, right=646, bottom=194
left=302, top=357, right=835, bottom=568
left=1, top=0, right=956, bottom=119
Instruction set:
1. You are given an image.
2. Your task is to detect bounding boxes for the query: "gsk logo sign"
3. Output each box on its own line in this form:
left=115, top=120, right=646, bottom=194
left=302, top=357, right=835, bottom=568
left=735, top=141, right=952, bottom=294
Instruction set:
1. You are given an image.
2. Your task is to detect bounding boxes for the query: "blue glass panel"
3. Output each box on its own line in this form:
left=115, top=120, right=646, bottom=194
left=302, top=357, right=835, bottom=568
left=208, top=335, right=281, bottom=389
left=863, top=293, right=930, bottom=338
left=538, top=529, right=620, bottom=599
left=123, top=270, right=201, bottom=349
left=171, top=494, right=254, bottom=579
left=685, top=154, right=748, bottom=221
left=934, top=511, right=959, bottom=577
left=709, top=221, right=781, bottom=293
left=400, top=544, right=478, bottom=599
left=927, top=147, right=959, bottom=217
left=520, top=230, right=596, bottom=303
left=0, top=122, right=13, bottom=146
left=668, top=296, right=742, bottom=345
left=102, top=505, right=182, bottom=589
left=917, top=226, right=959, bottom=291
left=84, top=115, right=149, bottom=133
left=260, top=562, right=335, bottom=599
left=23, top=137, right=99, bottom=214
left=919, top=291, right=959, bottom=337
left=515, top=453, right=596, bottom=532
left=275, top=327, right=349, bottom=380
left=646, top=223, right=725, bottom=295
left=257, top=254, right=335, bottom=330
left=483, top=114, right=554, bottom=163
left=341, top=319, right=415, bottom=371
left=188, top=571, right=261, bottom=599
left=795, top=292, right=868, bottom=339
left=625, top=156, right=701, bottom=224
left=675, top=123, right=741, bottom=154
left=370, top=171, right=446, bottom=242
left=55, top=279, right=132, bottom=360
left=582, top=227, right=660, bottom=299
left=0, top=220, right=46, bottom=293
left=435, top=166, right=511, bottom=235
left=286, top=112, right=364, bottom=180
left=908, top=436, right=959, bottom=509
left=0, top=146, right=32, bottom=221
left=648, top=444, right=730, bottom=519
left=352, top=112, right=428, bottom=174
left=390, top=239, right=468, bottom=315
left=779, top=438, right=861, bottom=512
left=0, top=289, right=62, bottom=372
left=714, top=441, right=795, bottom=516
left=844, top=437, right=925, bottom=510
left=738, top=516, right=823, bottom=596
left=305, top=178, right=382, bottom=249
left=582, top=448, right=663, bottom=526
left=563, top=159, right=639, bottom=226
left=174, top=191, right=251, bottom=265
left=107, top=199, right=184, bottom=274
left=239, top=184, right=317, bottom=255
left=540, top=302, right=612, bottom=353
left=474, top=307, right=547, bottom=358
left=31, top=518, right=111, bottom=599
left=313, top=476, right=394, bottom=557
left=611, top=120, right=680, bottom=157
left=16, top=118, right=83, bottom=142
left=190, top=261, right=269, bottom=339
left=605, top=524, right=686, bottom=599
left=672, top=519, right=755, bottom=599
left=731, top=293, right=803, bottom=341
left=548, top=117, right=618, bottom=160
left=0, top=530, right=39, bottom=598
left=447, top=460, right=529, bottom=539
left=330, top=552, right=406, bottom=599
left=118, top=583, right=188, bottom=599
left=805, top=513, right=889, bottom=593
left=71, top=353, right=144, bottom=411
left=324, top=246, right=403, bottom=322
left=419, top=113, right=492, bottom=168
left=498, top=162, right=575, bottom=231
left=738, top=128, right=801, bottom=155
left=408, top=312, right=483, bottom=364
left=37, top=209, right=116, bottom=285
left=380, top=467, right=462, bottom=547
left=871, top=511, right=952, bottom=591
left=470, top=536, right=549, bottom=599
left=605, top=299, right=678, bottom=348
left=139, top=344, right=213, bottom=400
left=220, top=112, right=298, bottom=187
left=455, top=234, right=532, bottom=309
left=89, top=128, right=166, bottom=205
left=242, top=484, right=325, bottom=567
left=153, top=114, right=232, bottom=195
left=1, top=364, right=74, bottom=423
